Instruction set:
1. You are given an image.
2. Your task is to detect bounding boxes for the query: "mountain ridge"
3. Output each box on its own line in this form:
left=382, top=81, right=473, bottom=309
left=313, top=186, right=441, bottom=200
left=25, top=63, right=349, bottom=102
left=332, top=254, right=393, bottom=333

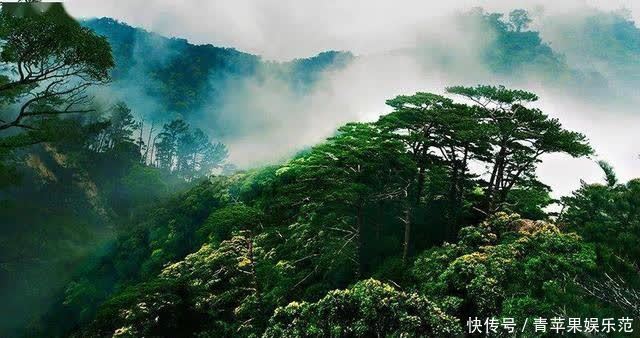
left=82, top=17, right=354, bottom=120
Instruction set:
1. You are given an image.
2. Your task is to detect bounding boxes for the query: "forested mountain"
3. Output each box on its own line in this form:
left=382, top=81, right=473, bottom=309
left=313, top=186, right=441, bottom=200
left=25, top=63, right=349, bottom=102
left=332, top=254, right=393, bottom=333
left=32, top=86, right=638, bottom=337
left=82, top=13, right=571, bottom=126
left=543, top=9, right=640, bottom=78
left=1, top=3, right=639, bottom=337
left=82, top=17, right=354, bottom=127
left=1, top=13, right=354, bottom=336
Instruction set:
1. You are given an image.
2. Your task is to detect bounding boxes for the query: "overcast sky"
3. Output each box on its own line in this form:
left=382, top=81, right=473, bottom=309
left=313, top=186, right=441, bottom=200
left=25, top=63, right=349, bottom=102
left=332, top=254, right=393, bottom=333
left=65, top=0, right=640, bottom=60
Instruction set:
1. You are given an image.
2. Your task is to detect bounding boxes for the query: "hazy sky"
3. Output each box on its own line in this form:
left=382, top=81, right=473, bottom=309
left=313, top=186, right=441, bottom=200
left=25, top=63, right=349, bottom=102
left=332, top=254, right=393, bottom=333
left=65, top=0, right=640, bottom=60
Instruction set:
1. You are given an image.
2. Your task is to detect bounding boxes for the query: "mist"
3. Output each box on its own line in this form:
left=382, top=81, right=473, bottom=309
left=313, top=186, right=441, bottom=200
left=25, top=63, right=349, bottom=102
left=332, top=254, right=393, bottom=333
left=65, top=0, right=640, bottom=60
left=67, top=1, right=639, bottom=200
left=207, top=11, right=637, bottom=200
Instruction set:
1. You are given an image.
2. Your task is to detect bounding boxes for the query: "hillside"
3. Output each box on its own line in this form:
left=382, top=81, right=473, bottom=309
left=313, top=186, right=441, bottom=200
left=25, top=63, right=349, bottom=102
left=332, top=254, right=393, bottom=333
left=34, top=86, right=638, bottom=337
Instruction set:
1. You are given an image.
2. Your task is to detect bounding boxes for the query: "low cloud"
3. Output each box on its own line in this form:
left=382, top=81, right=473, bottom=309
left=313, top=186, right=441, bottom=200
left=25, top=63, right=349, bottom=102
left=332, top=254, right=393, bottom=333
left=65, top=0, right=640, bottom=60
left=67, top=0, right=640, bottom=198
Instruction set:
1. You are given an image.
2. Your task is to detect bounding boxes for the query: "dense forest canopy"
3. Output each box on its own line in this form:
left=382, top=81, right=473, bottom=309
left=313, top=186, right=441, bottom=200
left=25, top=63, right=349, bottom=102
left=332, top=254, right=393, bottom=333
left=0, top=2, right=638, bottom=337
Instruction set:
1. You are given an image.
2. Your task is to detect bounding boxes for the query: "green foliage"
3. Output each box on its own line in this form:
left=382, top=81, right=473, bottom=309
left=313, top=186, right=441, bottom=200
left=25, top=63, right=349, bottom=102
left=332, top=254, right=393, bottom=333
left=100, top=102, right=139, bottom=147
left=0, top=3, right=113, bottom=133
left=265, top=279, right=462, bottom=337
left=446, top=84, right=539, bottom=104
left=88, top=235, right=260, bottom=337
left=597, top=160, right=619, bottom=187
left=562, top=166, right=640, bottom=272
left=0, top=10, right=133, bottom=333
left=6, top=79, right=632, bottom=338
left=198, top=204, right=263, bottom=243
left=90, top=278, right=188, bottom=337
left=0, top=4, right=112, bottom=81
left=274, top=122, right=414, bottom=288
left=378, top=91, right=490, bottom=245
left=154, top=118, right=228, bottom=180
left=447, top=85, right=593, bottom=211
left=118, top=164, right=171, bottom=207
left=503, top=181, right=553, bottom=220
left=2, top=2, right=637, bottom=335
left=31, top=177, right=233, bottom=336
left=412, top=213, right=597, bottom=326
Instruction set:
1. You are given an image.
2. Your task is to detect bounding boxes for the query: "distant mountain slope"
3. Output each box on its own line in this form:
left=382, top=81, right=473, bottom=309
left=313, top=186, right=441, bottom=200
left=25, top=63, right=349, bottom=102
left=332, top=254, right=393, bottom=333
left=541, top=9, right=640, bottom=90
left=82, top=10, right=620, bottom=126
left=82, top=18, right=353, bottom=119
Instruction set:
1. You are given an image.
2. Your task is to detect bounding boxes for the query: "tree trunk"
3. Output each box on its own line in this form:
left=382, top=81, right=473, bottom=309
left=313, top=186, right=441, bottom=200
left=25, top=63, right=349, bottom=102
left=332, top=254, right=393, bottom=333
left=402, top=165, right=425, bottom=265
left=137, top=120, right=144, bottom=162
left=247, top=234, right=259, bottom=292
left=402, top=204, right=412, bottom=265
left=415, top=166, right=426, bottom=205
left=448, top=148, right=470, bottom=239
left=487, top=145, right=507, bottom=211
left=356, top=203, right=365, bottom=277
left=447, top=164, right=460, bottom=241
